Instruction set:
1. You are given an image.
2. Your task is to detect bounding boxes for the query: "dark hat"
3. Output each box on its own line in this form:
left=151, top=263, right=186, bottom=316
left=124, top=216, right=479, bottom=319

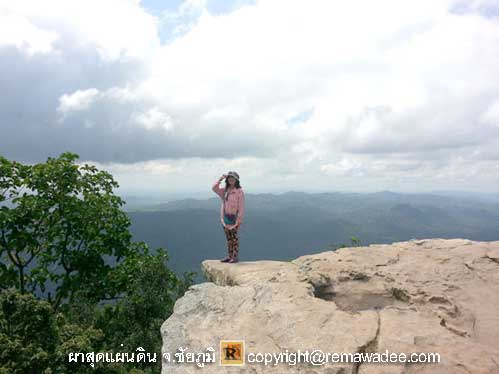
left=227, top=171, right=240, bottom=181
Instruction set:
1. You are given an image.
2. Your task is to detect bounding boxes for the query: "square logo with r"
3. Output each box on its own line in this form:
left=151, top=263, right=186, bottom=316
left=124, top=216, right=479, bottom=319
left=220, top=340, right=245, bottom=366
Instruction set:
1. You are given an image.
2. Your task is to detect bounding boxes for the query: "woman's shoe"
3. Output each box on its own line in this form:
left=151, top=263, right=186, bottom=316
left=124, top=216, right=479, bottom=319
left=220, top=256, right=231, bottom=262
left=228, top=257, right=239, bottom=263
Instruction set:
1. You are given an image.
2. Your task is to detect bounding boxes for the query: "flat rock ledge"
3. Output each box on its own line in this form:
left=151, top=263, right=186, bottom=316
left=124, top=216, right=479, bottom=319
left=161, top=238, right=499, bottom=373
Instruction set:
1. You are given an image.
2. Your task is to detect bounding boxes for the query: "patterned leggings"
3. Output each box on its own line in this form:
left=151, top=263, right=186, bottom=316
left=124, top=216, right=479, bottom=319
left=223, top=225, right=239, bottom=260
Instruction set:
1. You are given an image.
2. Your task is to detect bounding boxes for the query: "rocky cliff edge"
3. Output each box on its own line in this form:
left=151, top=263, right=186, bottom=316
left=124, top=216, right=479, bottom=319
left=161, top=238, right=499, bottom=373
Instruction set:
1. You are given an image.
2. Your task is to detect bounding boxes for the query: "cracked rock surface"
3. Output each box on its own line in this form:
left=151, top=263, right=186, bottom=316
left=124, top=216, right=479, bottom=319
left=161, top=238, right=499, bottom=373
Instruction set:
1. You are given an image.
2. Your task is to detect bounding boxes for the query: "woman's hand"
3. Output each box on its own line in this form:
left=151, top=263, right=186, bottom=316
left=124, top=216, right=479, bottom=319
left=219, top=174, right=227, bottom=181
left=228, top=222, right=241, bottom=230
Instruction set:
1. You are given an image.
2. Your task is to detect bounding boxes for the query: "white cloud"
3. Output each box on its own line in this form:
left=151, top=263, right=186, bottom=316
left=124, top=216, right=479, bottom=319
left=480, top=98, right=499, bottom=126
left=0, top=9, right=59, bottom=55
left=2, top=0, right=499, bottom=194
left=0, top=0, right=159, bottom=62
left=201, top=104, right=248, bottom=121
left=57, top=88, right=100, bottom=114
left=131, top=107, right=174, bottom=132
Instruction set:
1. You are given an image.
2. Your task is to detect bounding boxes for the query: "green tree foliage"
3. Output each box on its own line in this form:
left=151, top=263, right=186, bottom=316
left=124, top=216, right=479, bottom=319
left=0, top=152, right=141, bottom=309
left=0, top=153, right=195, bottom=373
left=0, top=288, right=59, bottom=373
left=326, top=235, right=363, bottom=251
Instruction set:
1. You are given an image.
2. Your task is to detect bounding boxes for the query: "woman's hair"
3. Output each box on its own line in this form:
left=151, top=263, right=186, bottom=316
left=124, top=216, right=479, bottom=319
left=224, top=177, right=241, bottom=190
left=224, top=176, right=242, bottom=200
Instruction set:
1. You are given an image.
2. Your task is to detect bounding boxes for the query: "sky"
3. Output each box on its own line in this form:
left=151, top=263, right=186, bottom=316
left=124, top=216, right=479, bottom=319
left=1, top=0, right=499, bottom=200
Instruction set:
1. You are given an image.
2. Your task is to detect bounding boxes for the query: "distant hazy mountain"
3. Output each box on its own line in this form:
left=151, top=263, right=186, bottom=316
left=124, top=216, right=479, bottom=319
left=427, top=190, right=499, bottom=203
left=126, top=191, right=499, bottom=283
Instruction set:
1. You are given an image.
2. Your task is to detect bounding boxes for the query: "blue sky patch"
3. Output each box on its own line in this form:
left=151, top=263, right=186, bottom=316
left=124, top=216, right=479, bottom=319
left=286, top=108, right=314, bottom=126
left=141, top=0, right=257, bottom=43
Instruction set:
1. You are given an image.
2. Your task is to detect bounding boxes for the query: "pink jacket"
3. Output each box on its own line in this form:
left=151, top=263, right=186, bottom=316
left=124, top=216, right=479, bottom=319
left=212, top=179, right=245, bottom=227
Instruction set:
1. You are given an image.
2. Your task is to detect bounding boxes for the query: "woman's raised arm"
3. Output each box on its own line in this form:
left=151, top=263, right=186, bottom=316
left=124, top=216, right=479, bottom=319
left=212, top=176, right=225, bottom=200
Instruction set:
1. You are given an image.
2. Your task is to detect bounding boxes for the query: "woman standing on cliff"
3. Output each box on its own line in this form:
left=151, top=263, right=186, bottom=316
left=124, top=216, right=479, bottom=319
left=212, top=171, right=245, bottom=263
